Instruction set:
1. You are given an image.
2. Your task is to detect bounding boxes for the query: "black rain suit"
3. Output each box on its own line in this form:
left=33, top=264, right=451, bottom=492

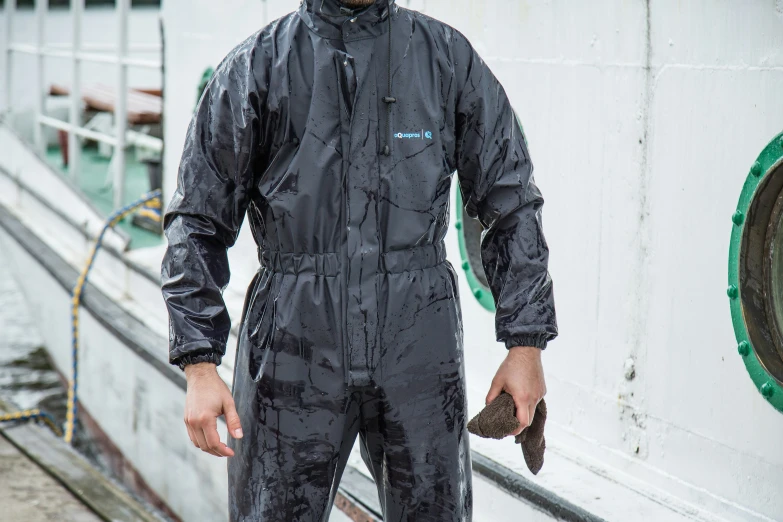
left=161, top=1, right=557, bottom=520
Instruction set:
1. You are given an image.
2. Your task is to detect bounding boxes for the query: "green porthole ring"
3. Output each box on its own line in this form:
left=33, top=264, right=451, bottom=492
left=453, top=108, right=529, bottom=314
left=196, top=66, right=215, bottom=108
left=455, top=189, right=496, bottom=312
left=728, top=130, right=783, bottom=412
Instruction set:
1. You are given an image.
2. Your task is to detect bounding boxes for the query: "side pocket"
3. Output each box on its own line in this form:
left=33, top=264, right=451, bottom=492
left=247, top=271, right=279, bottom=381
left=445, top=260, right=461, bottom=302
left=232, top=269, right=263, bottom=388
left=240, top=269, right=263, bottom=326
left=444, top=261, right=464, bottom=340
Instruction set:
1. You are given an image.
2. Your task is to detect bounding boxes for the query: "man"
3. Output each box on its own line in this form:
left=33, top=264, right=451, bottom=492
left=161, top=0, right=557, bottom=520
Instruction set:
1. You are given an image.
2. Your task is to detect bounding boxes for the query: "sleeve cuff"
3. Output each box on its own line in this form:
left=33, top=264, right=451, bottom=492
left=503, top=334, right=550, bottom=350
left=173, top=351, right=223, bottom=371
left=169, top=335, right=226, bottom=371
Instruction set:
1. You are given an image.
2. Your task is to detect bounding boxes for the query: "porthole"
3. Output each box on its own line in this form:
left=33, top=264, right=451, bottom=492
left=455, top=189, right=495, bottom=312
left=729, top=131, right=783, bottom=412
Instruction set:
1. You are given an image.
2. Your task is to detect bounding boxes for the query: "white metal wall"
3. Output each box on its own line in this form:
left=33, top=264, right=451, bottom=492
left=437, top=1, right=783, bottom=519
left=160, top=0, right=783, bottom=519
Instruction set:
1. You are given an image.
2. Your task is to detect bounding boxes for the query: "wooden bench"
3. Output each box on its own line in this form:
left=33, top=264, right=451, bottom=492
left=50, top=84, right=162, bottom=167
left=50, top=84, right=162, bottom=125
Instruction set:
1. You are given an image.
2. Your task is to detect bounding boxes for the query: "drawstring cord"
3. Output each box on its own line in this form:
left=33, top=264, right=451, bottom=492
left=336, top=2, right=395, bottom=157
left=382, top=7, right=396, bottom=156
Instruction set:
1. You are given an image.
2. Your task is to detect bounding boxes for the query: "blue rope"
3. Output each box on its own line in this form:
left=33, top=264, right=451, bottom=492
left=0, top=190, right=162, bottom=443
left=64, top=189, right=162, bottom=443
left=0, top=409, right=63, bottom=437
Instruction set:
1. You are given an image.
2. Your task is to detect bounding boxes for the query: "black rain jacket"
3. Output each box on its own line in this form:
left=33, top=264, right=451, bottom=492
left=161, top=0, right=557, bottom=378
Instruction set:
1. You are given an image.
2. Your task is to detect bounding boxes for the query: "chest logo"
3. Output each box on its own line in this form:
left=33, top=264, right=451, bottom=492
left=395, top=130, right=433, bottom=140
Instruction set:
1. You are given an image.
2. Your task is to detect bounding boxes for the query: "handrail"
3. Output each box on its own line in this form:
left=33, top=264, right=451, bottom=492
left=69, top=0, right=82, bottom=181
left=9, top=44, right=163, bottom=69
left=38, top=115, right=163, bottom=152
left=34, top=0, right=47, bottom=153
left=38, top=114, right=118, bottom=146
left=48, top=42, right=162, bottom=52
left=3, top=0, right=15, bottom=113
left=2, top=0, right=162, bottom=210
left=114, top=0, right=129, bottom=208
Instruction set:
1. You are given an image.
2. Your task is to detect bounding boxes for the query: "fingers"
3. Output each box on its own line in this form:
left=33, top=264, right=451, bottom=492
left=185, top=421, right=199, bottom=448
left=511, top=395, right=535, bottom=436
left=193, top=420, right=221, bottom=457
left=185, top=413, right=226, bottom=457
left=183, top=368, right=239, bottom=458
left=224, top=398, right=244, bottom=440
left=486, top=378, right=503, bottom=406
left=512, top=398, right=530, bottom=436
left=202, top=418, right=235, bottom=458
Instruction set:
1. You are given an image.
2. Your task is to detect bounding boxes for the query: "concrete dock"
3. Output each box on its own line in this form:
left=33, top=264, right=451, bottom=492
left=0, top=434, right=100, bottom=522
left=0, top=409, right=166, bottom=522
left=0, top=418, right=363, bottom=522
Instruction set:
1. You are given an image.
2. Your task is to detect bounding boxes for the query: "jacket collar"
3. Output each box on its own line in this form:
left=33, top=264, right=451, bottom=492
left=299, top=0, right=396, bottom=41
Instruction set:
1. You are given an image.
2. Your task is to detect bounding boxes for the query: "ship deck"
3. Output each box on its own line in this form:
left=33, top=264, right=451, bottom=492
left=44, top=144, right=163, bottom=250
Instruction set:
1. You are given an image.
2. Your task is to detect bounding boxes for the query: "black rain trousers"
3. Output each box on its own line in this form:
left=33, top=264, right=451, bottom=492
left=161, top=1, right=557, bottom=520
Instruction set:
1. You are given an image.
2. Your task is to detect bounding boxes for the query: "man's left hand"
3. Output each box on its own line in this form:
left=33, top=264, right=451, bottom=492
left=486, top=346, right=546, bottom=437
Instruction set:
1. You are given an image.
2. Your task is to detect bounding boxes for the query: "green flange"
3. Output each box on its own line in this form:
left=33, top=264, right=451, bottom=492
left=452, top=108, right=530, bottom=313
left=196, top=66, right=215, bottom=108
left=728, top=130, right=783, bottom=413
left=455, top=189, right=496, bottom=313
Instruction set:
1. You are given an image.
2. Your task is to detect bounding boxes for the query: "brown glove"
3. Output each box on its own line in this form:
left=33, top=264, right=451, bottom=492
left=466, top=392, right=547, bottom=475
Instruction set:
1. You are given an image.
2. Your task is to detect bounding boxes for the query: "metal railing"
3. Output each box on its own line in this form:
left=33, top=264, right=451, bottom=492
left=2, top=0, right=163, bottom=209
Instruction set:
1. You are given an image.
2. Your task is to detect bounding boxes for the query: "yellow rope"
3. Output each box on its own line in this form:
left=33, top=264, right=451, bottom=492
left=63, top=192, right=161, bottom=444
left=0, top=409, right=63, bottom=438
left=1, top=191, right=161, bottom=443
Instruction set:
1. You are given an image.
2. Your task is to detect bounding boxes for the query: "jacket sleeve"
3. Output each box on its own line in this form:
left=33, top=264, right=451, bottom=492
left=453, top=37, right=558, bottom=350
left=161, top=35, right=267, bottom=370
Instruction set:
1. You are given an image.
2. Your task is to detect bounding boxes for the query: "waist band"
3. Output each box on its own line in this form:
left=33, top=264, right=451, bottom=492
left=380, top=241, right=446, bottom=273
left=258, top=241, right=446, bottom=275
left=258, top=249, right=341, bottom=276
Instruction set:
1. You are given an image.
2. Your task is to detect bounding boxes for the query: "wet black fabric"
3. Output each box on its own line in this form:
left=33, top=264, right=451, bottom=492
left=161, top=0, right=557, bottom=520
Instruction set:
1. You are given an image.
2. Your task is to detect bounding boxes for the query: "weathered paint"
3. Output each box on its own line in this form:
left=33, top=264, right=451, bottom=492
left=0, top=223, right=228, bottom=521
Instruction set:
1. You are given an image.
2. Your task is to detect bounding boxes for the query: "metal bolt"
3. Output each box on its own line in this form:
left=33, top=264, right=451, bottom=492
left=732, top=210, right=744, bottom=226
left=761, top=382, right=775, bottom=398
left=474, top=289, right=483, bottom=299
left=727, top=285, right=739, bottom=299
left=455, top=221, right=462, bottom=230
left=461, top=261, right=470, bottom=271
left=751, top=161, right=762, bottom=177
left=738, top=341, right=750, bottom=356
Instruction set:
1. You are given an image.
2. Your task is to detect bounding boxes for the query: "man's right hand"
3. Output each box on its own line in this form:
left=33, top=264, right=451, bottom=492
left=183, top=362, right=243, bottom=457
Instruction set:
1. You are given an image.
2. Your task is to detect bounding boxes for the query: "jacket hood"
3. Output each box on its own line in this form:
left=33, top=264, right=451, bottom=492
left=300, top=0, right=396, bottom=40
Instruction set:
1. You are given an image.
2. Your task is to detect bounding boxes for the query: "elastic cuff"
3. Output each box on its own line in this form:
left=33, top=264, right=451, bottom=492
left=504, top=334, right=549, bottom=350
left=174, top=351, right=223, bottom=371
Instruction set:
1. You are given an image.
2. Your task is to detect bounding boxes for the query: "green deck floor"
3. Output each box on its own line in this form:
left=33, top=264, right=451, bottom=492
left=45, top=145, right=163, bottom=249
